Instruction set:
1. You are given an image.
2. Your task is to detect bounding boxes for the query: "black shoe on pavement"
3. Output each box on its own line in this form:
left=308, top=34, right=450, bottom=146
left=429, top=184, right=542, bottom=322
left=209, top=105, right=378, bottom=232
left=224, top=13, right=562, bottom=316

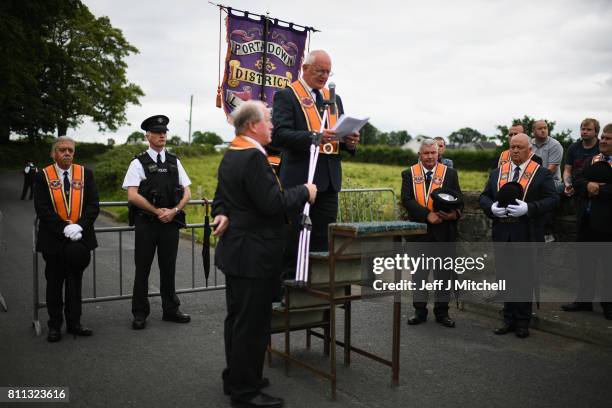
left=232, top=392, right=283, bottom=408
left=493, top=323, right=515, bottom=335
left=515, top=327, right=530, bottom=338
left=407, top=315, right=427, bottom=325
left=162, top=311, right=191, bottom=323
left=561, top=302, right=593, bottom=312
left=67, top=326, right=93, bottom=337
left=47, top=328, right=62, bottom=343
left=435, top=316, right=456, bottom=328
left=224, top=378, right=270, bottom=396
left=132, top=317, right=147, bottom=330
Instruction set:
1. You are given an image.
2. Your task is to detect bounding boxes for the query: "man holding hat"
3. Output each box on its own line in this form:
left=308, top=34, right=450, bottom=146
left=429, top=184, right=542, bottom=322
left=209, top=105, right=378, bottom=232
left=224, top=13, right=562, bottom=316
left=479, top=133, right=559, bottom=338
left=401, top=138, right=463, bottom=328
left=34, top=136, right=99, bottom=342
left=122, top=115, right=192, bottom=330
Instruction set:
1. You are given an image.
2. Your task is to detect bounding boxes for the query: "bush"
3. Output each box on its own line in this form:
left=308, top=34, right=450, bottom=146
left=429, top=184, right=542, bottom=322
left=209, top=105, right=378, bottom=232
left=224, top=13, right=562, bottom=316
left=443, top=149, right=498, bottom=171
left=169, top=144, right=217, bottom=157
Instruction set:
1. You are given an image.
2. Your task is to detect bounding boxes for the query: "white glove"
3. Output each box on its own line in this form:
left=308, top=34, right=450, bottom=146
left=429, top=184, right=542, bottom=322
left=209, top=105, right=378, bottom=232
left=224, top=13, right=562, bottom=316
left=63, top=224, right=83, bottom=238
left=491, top=202, right=507, bottom=218
left=70, top=232, right=82, bottom=241
left=507, top=199, right=528, bottom=217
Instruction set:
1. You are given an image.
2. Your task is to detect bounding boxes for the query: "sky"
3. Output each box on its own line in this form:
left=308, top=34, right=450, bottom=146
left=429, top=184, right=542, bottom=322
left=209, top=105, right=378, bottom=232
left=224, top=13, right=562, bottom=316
left=68, top=0, right=612, bottom=144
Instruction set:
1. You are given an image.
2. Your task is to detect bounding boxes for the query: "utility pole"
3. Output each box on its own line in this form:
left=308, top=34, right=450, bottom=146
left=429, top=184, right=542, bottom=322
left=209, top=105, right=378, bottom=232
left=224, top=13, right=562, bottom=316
left=188, top=94, right=193, bottom=144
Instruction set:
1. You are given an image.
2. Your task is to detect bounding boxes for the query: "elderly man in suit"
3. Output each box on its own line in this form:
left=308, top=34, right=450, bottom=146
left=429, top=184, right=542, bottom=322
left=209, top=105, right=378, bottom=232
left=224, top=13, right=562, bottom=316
left=479, top=133, right=559, bottom=338
left=401, top=138, right=463, bottom=328
left=34, top=136, right=99, bottom=342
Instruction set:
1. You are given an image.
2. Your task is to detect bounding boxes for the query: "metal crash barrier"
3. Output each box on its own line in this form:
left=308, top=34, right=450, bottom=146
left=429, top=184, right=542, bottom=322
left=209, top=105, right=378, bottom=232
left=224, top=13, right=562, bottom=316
left=31, top=188, right=399, bottom=335
left=31, top=199, right=223, bottom=335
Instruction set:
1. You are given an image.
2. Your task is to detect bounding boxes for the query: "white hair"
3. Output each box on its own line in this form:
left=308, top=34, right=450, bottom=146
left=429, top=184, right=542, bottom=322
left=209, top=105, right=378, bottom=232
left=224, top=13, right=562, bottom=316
left=303, top=50, right=329, bottom=65
left=419, top=138, right=439, bottom=152
left=51, top=136, right=76, bottom=153
left=231, top=101, right=266, bottom=136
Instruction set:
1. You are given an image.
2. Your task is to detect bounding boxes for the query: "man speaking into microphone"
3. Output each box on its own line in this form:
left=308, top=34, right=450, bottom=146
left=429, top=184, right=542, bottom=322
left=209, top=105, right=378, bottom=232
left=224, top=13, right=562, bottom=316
left=272, top=49, right=360, bottom=280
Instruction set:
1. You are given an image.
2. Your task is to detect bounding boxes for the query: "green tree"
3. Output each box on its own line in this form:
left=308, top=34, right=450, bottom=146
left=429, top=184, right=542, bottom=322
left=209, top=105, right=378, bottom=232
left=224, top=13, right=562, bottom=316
left=448, top=127, right=487, bottom=146
left=387, top=130, right=412, bottom=146
left=491, top=115, right=572, bottom=148
left=359, top=123, right=380, bottom=145
left=125, top=131, right=145, bottom=144
left=168, top=135, right=183, bottom=146
left=192, top=131, right=223, bottom=146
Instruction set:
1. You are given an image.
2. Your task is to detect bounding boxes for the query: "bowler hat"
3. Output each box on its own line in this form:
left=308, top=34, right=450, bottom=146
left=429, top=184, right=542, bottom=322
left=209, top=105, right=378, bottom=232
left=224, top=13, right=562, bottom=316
left=431, top=188, right=463, bottom=213
left=583, top=161, right=612, bottom=184
left=497, top=182, right=524, bottom=207
left=63, top=241, right=91, bottom=271
left=141, top=115, right=169, bottom=133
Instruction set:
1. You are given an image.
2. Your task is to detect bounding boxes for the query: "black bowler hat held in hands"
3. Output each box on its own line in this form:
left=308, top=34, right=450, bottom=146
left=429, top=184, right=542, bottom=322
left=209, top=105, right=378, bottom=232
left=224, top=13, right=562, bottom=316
left=141, top=115, right=169, bottom=132
left=583, top=161, right=612, bottom=184
left=430, top=188, right=463, bottom=213
left=496, top=182, right=524, bottom=207
left=63, top=241, right=91, bottom=271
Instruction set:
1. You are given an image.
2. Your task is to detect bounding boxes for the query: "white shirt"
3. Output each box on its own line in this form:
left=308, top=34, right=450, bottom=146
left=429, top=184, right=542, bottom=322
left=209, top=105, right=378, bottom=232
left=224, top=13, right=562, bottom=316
left=55, top=164, right=72, bottom=182
left=122, top=147, right=191, bottom=189
left=241, top=136, right=267, bottom=156
left=509, top=160, right=529, bottom=180
left=300, top=78, right=320, bottom=102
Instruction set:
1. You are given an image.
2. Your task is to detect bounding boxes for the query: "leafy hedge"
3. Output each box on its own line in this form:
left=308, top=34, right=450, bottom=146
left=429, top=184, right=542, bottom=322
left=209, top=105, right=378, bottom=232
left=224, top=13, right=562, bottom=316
left=0, top=140, right=111, bottom=169
left=343, top=145, right=499, bottom=171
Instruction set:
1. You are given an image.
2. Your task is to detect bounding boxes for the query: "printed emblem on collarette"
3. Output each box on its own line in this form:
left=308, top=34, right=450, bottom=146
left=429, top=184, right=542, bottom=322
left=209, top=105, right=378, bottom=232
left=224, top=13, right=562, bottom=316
left=413, top=175, right=424, bottom=184
left=301, top=97, right=314, bottom=108
left=49, top=180, right=62, bottom=189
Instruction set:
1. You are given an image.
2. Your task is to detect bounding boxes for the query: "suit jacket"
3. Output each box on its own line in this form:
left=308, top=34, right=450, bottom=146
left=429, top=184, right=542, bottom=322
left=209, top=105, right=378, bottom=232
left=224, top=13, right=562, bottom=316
left=34, top=166, right=99, bottom=253
left=271, top=86, right=354, bottom=192
left=401, top=166, right=463, bottom=242
left=574, top=160, right=612, bottom=233
left=479, top=165, right=558, bottom=242
left=213, top=148, right=309, bottom=279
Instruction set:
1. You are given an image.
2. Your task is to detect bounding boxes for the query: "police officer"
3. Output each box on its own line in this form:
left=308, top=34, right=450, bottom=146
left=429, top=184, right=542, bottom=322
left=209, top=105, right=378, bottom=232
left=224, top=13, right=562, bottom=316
left=21, top=160, right=38, bottom=200
left=122, top=115, right=192, bottom=330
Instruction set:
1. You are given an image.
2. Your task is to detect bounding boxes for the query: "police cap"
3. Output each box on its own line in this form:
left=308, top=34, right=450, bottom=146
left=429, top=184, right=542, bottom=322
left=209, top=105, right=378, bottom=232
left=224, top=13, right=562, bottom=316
left=141, top=115, right=169, bottom=133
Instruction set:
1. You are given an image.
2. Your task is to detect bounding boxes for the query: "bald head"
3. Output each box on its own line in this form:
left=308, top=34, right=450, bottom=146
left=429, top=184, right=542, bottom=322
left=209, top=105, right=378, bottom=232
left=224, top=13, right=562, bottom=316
left=302, top=50, right=332, bottom=90
left=533, top=120, right=548, bottom=141
left=509, top=133, right=532, bottom=165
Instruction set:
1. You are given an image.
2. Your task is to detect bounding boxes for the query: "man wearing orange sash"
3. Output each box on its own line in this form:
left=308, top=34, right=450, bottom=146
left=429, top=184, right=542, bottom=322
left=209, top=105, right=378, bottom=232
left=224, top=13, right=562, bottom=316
left=401, top=139, right=463, bottom=328
left=34, top=136, right=99, bottom=342
left=480, top=134, right=558, bottom=338
left=214, top=101, right=316, bottom=408
left=272, top=50, right=360, bottom=280
left=496, top=124, right=524, bottom=168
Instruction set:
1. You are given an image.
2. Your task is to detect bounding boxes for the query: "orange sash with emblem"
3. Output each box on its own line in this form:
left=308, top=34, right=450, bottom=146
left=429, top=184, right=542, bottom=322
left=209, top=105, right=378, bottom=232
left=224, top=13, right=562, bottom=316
left=42, top=164, right=85, bottom=223
left=289, top=80, right=339, bottom=154
left=497, top=159, right=540, bottom=199
left=411, top=163, right=447, bottom=211
left=498, top=150, right=511, bottom=167
left=592, top=153, right=612, bottom=166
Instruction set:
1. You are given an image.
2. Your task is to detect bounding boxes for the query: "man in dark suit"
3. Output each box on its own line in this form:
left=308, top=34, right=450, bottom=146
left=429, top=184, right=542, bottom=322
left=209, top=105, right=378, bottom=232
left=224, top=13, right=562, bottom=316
left=213, top=101, right=316, bottom=408
left=561, top=124, right=612, bottom=319
left=479, top=133, right=559, bottom=338
left=401, top=138, right=463, bottom=328
left=272, top=49, right=360, bottom=280
left=34, top=136, right=99, bottom=342
left=21, top=160, right=38, bottom=200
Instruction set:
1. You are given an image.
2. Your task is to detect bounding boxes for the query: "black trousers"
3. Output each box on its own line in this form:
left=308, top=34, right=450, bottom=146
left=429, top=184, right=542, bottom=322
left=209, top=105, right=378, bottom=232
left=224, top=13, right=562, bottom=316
left=576, top=215, right=612, bottom=309
left=43, top=252, right=85, bottom=330
left=412, top=267, right=452, bottom=318
left=132, top=215, right=180, bottom=318
left=502, top=302, right=532, bottom=328
left=282, top=190, right=338, bottom=280
left=21, top=179, right=34, bottom=200
left=223, top=275, right=273, bottom=400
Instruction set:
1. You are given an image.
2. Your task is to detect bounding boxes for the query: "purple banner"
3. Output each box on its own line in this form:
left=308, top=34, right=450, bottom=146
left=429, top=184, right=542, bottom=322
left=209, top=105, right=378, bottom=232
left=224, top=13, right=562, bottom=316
left=221, top=13, right=307, bottom=115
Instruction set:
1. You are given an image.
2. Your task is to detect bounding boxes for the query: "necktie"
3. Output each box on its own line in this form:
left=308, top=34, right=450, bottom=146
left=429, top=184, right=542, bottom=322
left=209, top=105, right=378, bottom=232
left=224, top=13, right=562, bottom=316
left=425, top=170, right=433, bottom=189
left=313, top=89, right=324, bottom=113
left=63, top=171, right=70, bottom=200
left=512, top=166, right=521, bottom=182
left=157, top=153, right=162, bottom=166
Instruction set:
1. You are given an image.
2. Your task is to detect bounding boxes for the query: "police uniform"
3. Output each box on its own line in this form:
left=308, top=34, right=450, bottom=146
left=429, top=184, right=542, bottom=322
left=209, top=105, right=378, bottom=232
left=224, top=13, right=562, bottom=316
left=34, top=162, right=99, bottom=341
left=122, top=115, right=191, bottom=328
left=21, top=162, right=38, bottom=200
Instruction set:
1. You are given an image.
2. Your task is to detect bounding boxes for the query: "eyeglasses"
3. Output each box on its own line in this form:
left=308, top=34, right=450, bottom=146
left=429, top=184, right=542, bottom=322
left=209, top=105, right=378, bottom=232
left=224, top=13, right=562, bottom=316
left=310, top=66, right=334, bottom=77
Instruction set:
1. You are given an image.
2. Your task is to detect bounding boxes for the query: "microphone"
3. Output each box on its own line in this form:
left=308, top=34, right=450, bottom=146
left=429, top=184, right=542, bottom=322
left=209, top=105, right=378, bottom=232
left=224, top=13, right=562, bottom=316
left=328, top=82, right=336, bottom=115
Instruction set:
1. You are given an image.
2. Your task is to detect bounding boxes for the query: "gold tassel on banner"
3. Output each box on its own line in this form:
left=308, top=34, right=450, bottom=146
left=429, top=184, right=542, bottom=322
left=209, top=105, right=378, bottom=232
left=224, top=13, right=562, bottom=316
left=216, top=86, right=222, bottom=108
left=216, top=5, right=223, bottom=109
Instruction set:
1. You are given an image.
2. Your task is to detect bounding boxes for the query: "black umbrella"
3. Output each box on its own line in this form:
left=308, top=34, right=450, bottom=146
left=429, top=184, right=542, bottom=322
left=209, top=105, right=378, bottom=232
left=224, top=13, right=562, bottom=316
left=202, top=198, right=211, bottom=285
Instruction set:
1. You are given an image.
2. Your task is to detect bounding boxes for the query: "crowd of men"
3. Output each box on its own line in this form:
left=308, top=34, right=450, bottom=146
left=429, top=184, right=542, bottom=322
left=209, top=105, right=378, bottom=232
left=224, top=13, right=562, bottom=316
left=30, top=49, right=611, bottom=408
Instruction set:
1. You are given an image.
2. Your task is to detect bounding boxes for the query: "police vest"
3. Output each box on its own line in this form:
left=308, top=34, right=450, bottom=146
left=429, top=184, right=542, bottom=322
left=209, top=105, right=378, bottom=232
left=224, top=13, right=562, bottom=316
left=135, top=151, right=183, bottom=209
left=289, top=80, right=339, bottom=154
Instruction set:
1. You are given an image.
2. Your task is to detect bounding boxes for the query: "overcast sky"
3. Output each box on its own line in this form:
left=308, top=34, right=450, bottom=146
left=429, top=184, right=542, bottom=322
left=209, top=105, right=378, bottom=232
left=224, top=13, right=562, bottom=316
left=72, top=0, right=612, bottom=144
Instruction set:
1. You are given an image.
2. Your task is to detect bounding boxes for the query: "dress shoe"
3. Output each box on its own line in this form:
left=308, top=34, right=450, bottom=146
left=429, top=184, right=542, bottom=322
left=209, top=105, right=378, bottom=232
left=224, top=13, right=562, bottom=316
left=493, top=323, right=515, bottom=335
left=224, top=378, right=270, bottom=396
left=132, top=317, right=147, bottom=330
left=67, top=326, right=93, bottom=337
left=515, top=327, right=530, bottom=338
left=435, top=316, right=456, bottom=328
left=561, top=302, right=593, bottom=312
left=232, top=392, right=283, bottom=408
left=407, top=315, right=427, bottom=325
left=47, top=328, right=62, bottom=343
left=162, top=311, right=191, bottom=323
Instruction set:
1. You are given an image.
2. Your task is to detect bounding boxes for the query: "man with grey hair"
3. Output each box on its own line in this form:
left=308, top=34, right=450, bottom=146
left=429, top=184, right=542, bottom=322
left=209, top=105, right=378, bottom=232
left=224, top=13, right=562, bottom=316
left=272, top=49, right=360, bottom=284
left=213, top=100, right=316, bottom=408
left=34, top=136, right=99, bottom=342
left=401, top=138, right=463, bottom=328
